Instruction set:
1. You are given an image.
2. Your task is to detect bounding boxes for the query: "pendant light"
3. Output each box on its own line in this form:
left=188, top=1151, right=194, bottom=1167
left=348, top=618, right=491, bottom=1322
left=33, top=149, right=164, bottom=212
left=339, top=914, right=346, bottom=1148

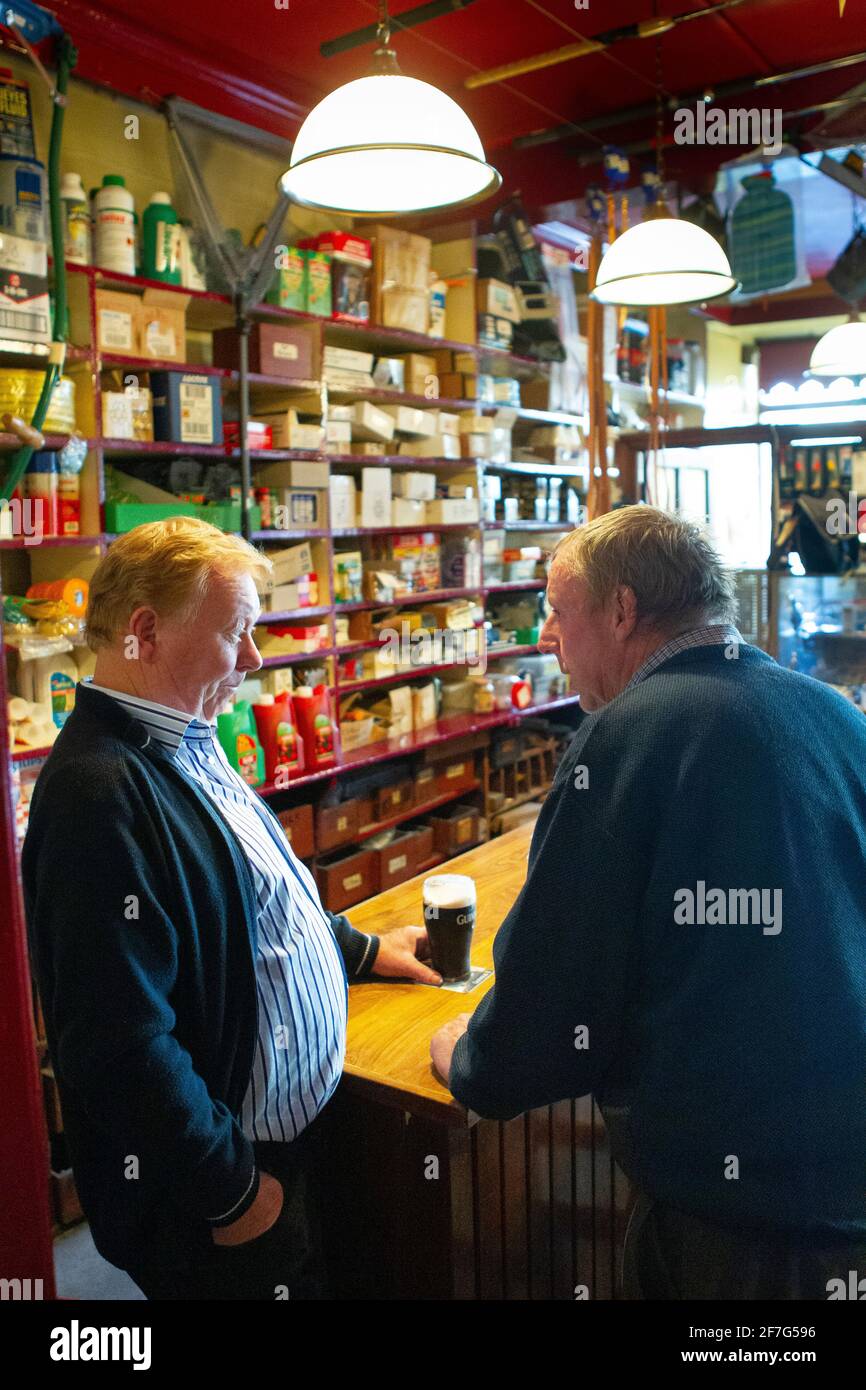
left=280, top=1, right=500, bottom=217
left=591, top=42, right=736, bottom=308
left=808, top=316, right=866, bottom=378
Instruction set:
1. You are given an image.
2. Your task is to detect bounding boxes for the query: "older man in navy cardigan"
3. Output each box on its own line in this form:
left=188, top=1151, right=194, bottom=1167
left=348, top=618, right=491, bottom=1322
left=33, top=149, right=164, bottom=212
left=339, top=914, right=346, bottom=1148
left=432, top=505, right=866, bottom=1300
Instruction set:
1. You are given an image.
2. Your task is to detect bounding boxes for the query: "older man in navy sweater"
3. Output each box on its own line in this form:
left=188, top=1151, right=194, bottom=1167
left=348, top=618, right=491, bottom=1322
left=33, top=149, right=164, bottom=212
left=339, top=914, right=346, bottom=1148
left=432, top=505, right=866, bottom=1300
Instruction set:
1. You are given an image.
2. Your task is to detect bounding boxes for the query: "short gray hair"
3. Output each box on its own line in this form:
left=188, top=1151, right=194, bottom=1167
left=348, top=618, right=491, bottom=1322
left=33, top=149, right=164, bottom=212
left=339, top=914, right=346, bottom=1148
left=553, top=506, right=737, bottom=632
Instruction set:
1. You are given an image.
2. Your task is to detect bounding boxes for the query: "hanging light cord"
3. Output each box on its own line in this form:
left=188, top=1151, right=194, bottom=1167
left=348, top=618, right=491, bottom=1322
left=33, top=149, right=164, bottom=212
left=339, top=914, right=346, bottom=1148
left=377, top=0, right=391, bottom=48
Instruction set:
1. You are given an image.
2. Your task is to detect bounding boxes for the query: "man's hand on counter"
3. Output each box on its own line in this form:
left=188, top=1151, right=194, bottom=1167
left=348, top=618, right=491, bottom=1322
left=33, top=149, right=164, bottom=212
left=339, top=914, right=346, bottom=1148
left=430, top=1013, right=471, bottom=1086
left=370, top=925, right=443, bottom=986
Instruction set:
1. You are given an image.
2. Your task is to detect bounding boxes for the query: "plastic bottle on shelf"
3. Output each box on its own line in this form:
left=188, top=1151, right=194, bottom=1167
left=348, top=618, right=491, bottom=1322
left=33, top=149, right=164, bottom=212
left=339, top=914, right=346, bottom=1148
left=24, top=451, right=58, bottom=537
left=142, top=192, right=181, bottom=284
left=61, top=172, right=91, bottom=265
left=216, top=701, right=265, bottom=786
left=20, top=651, right=79, bottom=729
left=252, top=691, right=304, bottom=783
left=293, top=685, right=338, bottom=769
left=94, top=175, right=136, bottom=275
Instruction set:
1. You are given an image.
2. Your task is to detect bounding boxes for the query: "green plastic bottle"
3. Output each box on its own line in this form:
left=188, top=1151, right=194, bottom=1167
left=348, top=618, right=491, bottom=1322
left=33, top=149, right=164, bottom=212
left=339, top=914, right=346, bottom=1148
left=216, top=702, right=265, bottom=786
left=142, top=191, right=181, bottom=284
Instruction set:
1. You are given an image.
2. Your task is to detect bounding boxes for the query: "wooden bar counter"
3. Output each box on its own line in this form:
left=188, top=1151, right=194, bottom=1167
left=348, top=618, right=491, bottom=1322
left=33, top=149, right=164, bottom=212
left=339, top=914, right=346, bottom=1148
left=314, top=822, right=631, bottom=1300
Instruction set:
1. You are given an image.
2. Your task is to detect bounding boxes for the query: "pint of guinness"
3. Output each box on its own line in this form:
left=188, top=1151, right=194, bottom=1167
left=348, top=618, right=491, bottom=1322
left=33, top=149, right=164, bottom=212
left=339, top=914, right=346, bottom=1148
left=423, top=874, right=476, bottom=981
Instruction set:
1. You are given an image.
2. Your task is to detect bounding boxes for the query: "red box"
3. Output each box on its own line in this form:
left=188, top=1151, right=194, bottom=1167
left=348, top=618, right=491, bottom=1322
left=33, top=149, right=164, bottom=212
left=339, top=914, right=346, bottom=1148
left=223, top=420, right=273, bottom=451
left=301, top=230, right=372, bottom=263
left=212, top=321, right=320, bottom=380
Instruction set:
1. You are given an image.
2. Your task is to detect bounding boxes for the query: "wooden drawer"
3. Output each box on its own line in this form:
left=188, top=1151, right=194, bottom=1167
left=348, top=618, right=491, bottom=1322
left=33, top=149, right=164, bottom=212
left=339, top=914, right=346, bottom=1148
left=375, top=824, right=436, bottom=891
left=435, top=756, right=476, bottom=797
left=430, top=803, right=480, bottom=855
left=315, top=845, right=379, bottom=913
left=422, top=730, right=488, bottom=763
left=316, top=799, right=360, bottom=851
left=413, top=765, right=437, bottom=804
left=355, top=793, right=377, bottom=832
left=276, top=803, right=315, bottom=858
left=376, top=778, right=414, bottom=819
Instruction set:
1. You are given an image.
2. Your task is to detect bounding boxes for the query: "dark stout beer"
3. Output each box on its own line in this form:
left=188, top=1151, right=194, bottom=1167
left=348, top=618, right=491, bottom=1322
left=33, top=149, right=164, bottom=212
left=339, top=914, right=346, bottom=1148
left=423, top=874, right=476, bottom=981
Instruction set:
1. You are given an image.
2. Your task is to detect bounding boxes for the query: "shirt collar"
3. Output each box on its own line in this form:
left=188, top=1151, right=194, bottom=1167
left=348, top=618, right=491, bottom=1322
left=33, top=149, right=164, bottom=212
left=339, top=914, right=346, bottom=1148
left=85, top=679, right=214, bottom=758
left=623, top=624, right=745, bottom=694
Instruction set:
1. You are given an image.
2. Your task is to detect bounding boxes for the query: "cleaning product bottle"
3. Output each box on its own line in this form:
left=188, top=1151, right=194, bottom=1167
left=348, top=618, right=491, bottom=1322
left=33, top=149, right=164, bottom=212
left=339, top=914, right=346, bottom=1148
left=61, top=172, right=91, bottom=265
left=216, top=701, right=265, bottom=786
left=24, top=451, right=58, bottom=538
left=293, top=685, right=338, bottom=769
left=25, top=650, right=79, bottom=728
left=94, top=175, right=136, bottom=275
left=253, top=691, right=304, bottom=783
left=142, top=192, right=181, bottom=284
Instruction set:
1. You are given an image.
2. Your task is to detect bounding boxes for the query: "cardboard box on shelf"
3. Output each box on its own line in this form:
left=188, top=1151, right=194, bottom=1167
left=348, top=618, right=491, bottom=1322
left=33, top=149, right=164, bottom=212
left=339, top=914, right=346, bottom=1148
left=271, top=488, right=328, bottom=529
left=150, top=371, right=222, bottom=445
left=392, top=471, right=436, bottom=501
left=476, top=278, right=521, bottom=323
left=361, top=467, right=392, bottom=527
left=396, top=353, right=438, bottom=395
left=324, top=420, right=352, bottom=453
left=253, top=409, right=324, bottom=451
left=438, top=372, right=477, bottom=400
left=425, top=409, right=460, bottom=436
left=266, top=540, right=316, bottom=584
left=102, top=391, right=135, bottom=439
left=214, top=321, right=320, bottom=381
left=392, top=497, right=426, bottom=526
left=351, top=442, right=390, bottom=457
left=139, top=288, right=189, bottom=362
left=323, top=345, right=374, bottom=374
left=460, top=433, right=492, bottom=458
left=381, top=405, right=436, bottom=437
left=398, top=434, right=459, bottom=459
left=458, top=412, right=493, bottom=434
left=520, top=376, right=553, bottom=410
left=426, top=496, right=480, bottom=524
left=371, top=224, right=431, bottom=294
left=95, top=288, right=141, bottom=355
left=329, top=474, right=357, bottom=528
left=257, top=458, right=330, bottom=490
left=260, top=574, right=319, bottom=611
left=349, top=400, right=395, bottom=443
left=323, top=366, right=376, bottom=392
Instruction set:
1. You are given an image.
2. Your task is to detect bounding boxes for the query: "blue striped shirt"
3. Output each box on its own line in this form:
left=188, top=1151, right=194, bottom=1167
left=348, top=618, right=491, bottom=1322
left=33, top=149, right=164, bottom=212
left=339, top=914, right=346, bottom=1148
left=87, top=681, right=360, bottom=1143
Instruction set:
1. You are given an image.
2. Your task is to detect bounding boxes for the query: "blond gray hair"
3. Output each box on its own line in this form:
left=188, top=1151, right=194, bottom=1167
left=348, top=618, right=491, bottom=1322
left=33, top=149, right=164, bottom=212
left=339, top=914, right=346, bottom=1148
left=553, top=506, right=737, bottom=632
left=86, top=516, right=272, bottom=650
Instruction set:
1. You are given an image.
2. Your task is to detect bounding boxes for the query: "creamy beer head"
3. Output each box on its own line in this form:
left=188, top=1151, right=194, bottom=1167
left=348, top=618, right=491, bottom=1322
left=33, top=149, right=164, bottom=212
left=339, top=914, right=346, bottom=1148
left=423, top=874, right=476, bottom=911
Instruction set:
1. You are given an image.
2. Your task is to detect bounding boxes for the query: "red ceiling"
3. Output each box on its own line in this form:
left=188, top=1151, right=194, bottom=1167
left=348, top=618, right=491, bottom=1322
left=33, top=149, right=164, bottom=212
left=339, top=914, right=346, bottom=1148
left=30, top=0, right=866, bottom=220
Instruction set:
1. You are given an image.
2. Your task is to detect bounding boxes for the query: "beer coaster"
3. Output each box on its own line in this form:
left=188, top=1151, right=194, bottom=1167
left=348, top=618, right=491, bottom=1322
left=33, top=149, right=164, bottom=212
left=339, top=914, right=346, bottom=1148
left=436, top=966, right=492, bottom=993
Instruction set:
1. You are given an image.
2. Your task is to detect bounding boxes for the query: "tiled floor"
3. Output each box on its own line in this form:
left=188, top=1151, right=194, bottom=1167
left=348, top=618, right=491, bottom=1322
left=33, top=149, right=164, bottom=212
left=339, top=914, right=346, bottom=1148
left=54, top=1223, right=145, bottom=1300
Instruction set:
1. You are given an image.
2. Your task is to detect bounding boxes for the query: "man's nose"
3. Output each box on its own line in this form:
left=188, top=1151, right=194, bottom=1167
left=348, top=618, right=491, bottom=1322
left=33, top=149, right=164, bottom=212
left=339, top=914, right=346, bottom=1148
left=538, top=617, right=557, bottom=653
left=239, top=631, right=263, bottom=672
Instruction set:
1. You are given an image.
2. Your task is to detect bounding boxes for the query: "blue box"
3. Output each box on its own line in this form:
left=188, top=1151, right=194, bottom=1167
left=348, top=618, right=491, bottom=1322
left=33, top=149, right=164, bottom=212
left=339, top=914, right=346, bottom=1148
left=150, top=370, right=223, bottom=445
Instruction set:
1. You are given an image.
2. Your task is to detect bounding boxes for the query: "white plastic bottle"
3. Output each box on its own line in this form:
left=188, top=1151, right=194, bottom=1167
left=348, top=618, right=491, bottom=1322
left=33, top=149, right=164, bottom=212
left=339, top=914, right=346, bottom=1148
left=94, top=174, right=136, bottom=275
left=61, top=172, right=91, bottom=265
left=21, top=651, right=78, bottom=728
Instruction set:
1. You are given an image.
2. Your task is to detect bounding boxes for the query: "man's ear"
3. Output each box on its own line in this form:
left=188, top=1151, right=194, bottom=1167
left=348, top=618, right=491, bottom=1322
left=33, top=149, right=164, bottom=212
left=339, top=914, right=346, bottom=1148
left=128, top=605, right=159, bottom=661
left=612, top=585, right=640, bottom=641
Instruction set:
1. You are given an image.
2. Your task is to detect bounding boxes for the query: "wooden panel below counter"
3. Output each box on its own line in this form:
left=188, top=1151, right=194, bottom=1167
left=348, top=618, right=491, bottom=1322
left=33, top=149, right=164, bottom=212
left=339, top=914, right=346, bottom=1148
left=314, top=822, right=632, bottom=1299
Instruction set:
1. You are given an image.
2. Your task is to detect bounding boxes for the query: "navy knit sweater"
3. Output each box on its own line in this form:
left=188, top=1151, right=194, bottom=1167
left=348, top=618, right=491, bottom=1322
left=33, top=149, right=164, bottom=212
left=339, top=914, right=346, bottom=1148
left=22, top=683, right=377, bottom=1271
left=450, top=642, right=866, bottom=1240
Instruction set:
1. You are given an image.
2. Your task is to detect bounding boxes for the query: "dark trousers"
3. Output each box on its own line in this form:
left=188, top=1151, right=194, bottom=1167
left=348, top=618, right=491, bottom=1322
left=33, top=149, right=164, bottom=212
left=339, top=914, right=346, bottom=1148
left=622, top=1191, right=866, bottom=1300
left=126, top=1127, right=329, bottom=1301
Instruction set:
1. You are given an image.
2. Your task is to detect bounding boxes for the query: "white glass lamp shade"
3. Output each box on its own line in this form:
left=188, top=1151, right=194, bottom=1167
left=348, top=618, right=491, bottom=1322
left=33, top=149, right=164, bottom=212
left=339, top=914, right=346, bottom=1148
left=280, top=74, right=500, bottom=215
left=591, top=216, right=737, bottom=307
left=808, top=321, right=866, bottom=378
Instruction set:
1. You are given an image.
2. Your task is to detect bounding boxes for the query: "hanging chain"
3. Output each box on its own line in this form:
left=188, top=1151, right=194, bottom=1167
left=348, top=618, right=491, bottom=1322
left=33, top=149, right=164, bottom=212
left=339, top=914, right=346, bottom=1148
left=377, top=0, right=391, bottom=48
left=654, top=36, right=665, bottom=190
